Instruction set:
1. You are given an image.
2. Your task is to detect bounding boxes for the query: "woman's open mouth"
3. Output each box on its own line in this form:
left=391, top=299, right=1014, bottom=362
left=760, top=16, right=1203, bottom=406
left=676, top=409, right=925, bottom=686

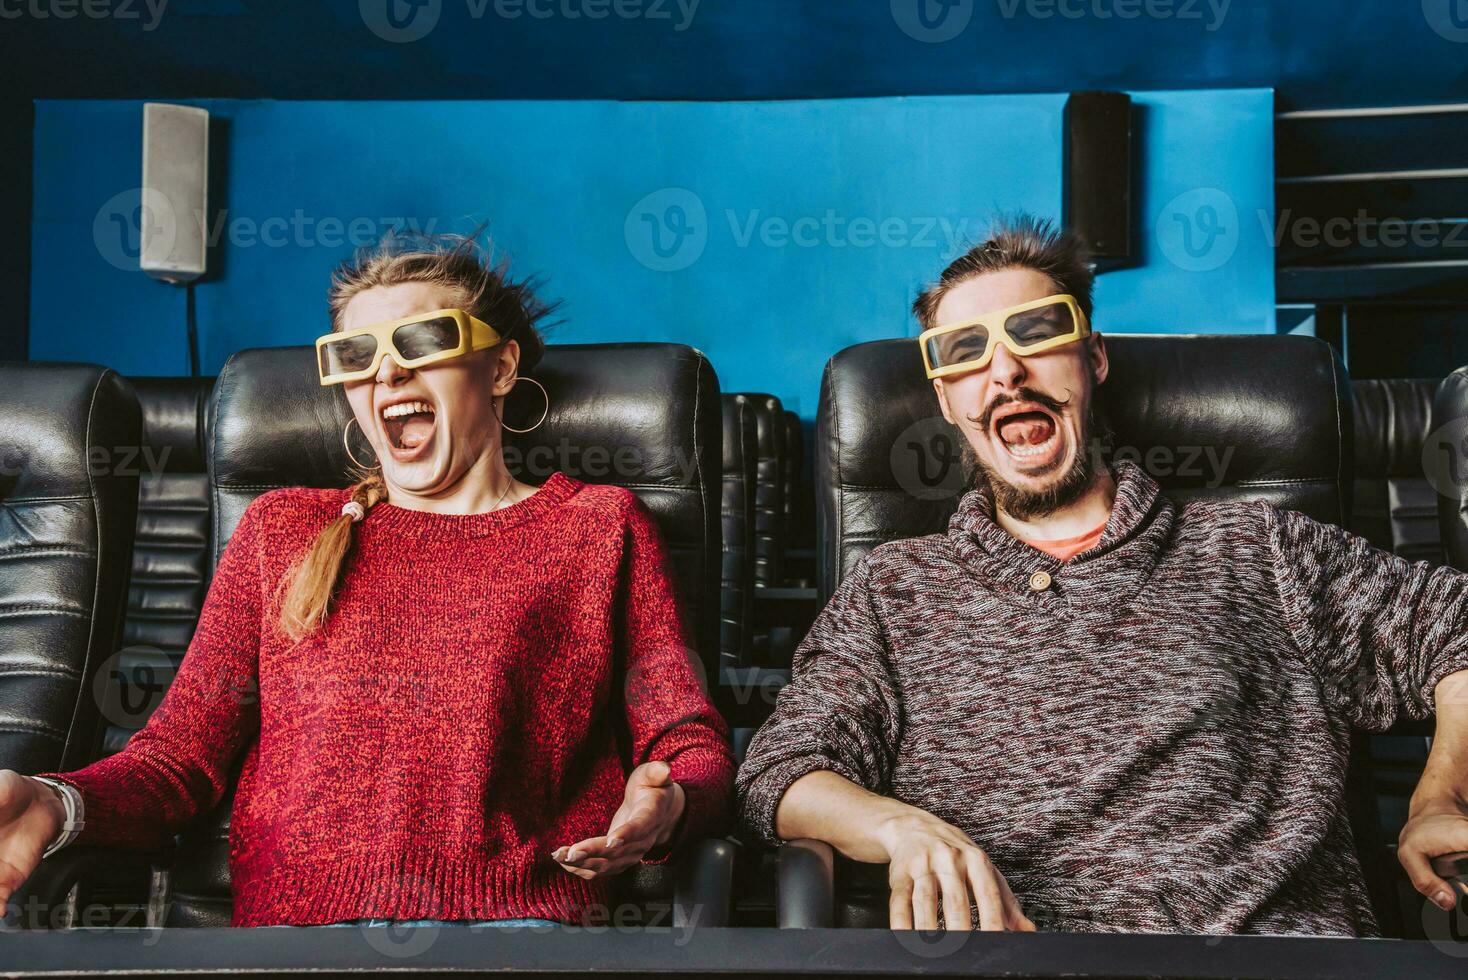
left=380, top=398, right=437, bottom=460
left=993, top=409, right=1064, bottom=471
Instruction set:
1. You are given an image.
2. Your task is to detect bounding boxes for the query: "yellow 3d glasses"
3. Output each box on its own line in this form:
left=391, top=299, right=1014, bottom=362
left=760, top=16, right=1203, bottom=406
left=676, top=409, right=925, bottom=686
left=919, top=294, right=1091, bottom=380
left=316, top=309, right=502, bottom=386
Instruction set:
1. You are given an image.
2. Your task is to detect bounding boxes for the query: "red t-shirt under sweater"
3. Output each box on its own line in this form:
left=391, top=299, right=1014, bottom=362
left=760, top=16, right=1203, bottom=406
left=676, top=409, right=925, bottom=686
left=43, top=473, right=735, bottom=926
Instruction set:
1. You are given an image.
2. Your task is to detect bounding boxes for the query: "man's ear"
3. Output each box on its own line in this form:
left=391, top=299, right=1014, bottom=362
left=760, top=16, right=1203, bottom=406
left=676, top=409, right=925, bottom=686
left=933, top=378, right=956, bottom=424
left=492, top=340, right=522, bottom=397
left=1089, top=333, right=1109, bottom=387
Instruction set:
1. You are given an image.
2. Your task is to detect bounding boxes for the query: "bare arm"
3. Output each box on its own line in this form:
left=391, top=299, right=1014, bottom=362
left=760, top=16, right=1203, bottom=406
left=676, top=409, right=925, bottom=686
left=1401, top=670, right=1468, bottom=910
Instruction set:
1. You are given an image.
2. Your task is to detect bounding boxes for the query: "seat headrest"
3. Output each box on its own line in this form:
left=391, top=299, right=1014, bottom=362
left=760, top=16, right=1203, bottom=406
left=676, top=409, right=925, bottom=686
left=208, top=343, right=721, bottom=668
left=129, top=377, right=215, bottom=474
left=0, top=363, right=142, bottom=503
left=1352, top=378, right=1440, bottom=480
left=816, top=334, right=1352, bottom=597
left=1433, top=368, right=1468, bottom=571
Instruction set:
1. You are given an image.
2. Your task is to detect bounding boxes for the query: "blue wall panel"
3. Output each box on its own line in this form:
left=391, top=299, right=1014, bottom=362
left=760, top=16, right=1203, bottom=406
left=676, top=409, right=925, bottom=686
left=30, top=91, right=1272, bottom=416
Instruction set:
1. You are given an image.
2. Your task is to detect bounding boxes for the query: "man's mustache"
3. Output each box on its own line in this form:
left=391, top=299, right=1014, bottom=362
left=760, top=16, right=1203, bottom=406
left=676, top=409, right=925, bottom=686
left=967, top=386, right=1074, bottom=434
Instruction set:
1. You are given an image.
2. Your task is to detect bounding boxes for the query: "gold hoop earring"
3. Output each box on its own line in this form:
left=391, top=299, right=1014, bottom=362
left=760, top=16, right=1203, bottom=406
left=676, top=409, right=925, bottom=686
left=342, top=418, right=380, bottom=470
left=498, top=376, right=550, bottom=434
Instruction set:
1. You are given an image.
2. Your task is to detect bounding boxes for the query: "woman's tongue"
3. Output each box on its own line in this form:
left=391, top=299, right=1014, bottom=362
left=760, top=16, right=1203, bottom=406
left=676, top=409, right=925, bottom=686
left=399, top=414, right=435, bottom=450
left=997, top=412, right=1056, bottom=453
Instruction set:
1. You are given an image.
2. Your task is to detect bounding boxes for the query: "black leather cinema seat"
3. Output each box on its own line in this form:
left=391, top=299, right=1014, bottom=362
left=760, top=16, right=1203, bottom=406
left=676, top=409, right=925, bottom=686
left=721, top=395, right=758, bottom=668
left=1352, top=379, right=1446, bottom=565
left=0, top=364, right=141, bottom=774
left=736, top=394, right=787, bottom=588
left=1436, top=367, right=1468, bottom=571
left=789, top=334, right=1362, bottom=929
left=157, top=342, right=729, bottom=928
left=101, top=377, right=215, bottom=755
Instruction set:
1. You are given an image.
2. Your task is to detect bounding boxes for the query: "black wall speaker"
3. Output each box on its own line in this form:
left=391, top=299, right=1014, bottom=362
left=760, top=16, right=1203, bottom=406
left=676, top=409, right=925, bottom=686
left=1063, top=91, right=1134, bottom=271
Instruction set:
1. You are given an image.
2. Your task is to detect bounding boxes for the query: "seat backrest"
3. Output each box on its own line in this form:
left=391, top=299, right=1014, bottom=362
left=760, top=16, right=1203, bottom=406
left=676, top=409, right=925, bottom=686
left=101, top=377, right=215, bottom=755
left=1434, top=367, right=1468, bottom=571
left=721, top=395, right=758, bottom=668
left=0, top=363, right=140, bottom=772
left=208, top=343, right=721, bottom=663
left=816, top=334, right=1352, bottom=598
left=734, top=394, right=786, bottom=587
left=1351, top=378, right=1445, bottom=565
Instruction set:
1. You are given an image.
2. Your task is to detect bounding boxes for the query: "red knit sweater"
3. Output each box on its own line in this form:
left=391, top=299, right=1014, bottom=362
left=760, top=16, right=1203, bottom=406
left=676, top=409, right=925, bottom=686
left=43, top=473, right=735, bottom=926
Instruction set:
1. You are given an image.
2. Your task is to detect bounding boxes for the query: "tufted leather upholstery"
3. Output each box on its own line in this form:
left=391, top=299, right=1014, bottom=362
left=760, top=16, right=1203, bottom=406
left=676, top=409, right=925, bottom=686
left=721, top=395, right=758, bottom=668
left=1435, top=368, right=1468, bottom=571
left=163, top=343, right=722, bottom=927
left=101, top=378, right=215, bottom=755
left=806, top=334, right=1362, bottom=929
left=0, top=364, right=141, bottom=773
left=736, top=395, right=786, bottom=588
left=1351, top=379, right=1445, bottom=565
left=816, top=335, right=1352, bottom=600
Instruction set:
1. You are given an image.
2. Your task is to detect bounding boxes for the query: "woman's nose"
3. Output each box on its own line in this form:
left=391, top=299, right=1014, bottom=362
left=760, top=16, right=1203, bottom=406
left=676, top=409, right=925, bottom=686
left=376, top=353, right=410, bottom=386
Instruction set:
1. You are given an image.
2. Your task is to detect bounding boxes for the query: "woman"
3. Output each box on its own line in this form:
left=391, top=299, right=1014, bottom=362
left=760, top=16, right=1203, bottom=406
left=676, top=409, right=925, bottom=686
left=0, top=234, right=735, bottom=927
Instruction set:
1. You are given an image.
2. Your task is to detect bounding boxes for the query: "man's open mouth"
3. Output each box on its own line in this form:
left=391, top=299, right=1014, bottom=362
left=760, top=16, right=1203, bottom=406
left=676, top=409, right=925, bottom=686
left=380, top=399, right=437, bottom=453
left=993, top=407, right=1061, bottom=466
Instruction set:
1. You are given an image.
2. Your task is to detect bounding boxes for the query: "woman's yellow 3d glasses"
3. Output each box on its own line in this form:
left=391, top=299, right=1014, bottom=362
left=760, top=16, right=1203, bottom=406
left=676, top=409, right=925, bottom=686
left=919, top=294, right=1091, bottom=380
left=316, top=309, right=502, bottom=386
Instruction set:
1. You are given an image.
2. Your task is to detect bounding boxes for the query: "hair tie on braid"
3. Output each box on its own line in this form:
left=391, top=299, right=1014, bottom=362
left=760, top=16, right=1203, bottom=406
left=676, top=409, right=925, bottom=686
left=341, top=500, right=366, bottom=523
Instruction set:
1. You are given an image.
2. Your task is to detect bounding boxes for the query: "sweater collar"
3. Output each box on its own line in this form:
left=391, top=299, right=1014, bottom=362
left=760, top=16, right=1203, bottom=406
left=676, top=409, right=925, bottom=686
left=359, top=471, right=580, bottom=540
left=947, top=460, right=1175, bottom=603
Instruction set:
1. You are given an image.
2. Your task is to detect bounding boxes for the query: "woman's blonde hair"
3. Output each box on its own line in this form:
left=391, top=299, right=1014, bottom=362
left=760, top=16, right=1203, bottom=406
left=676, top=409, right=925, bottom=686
left=276, top=232, right=554, bottom=642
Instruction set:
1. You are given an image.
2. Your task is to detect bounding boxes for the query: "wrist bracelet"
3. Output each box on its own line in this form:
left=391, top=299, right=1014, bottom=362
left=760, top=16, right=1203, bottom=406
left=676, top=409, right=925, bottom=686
left=32, top=777, right=84, bottom=858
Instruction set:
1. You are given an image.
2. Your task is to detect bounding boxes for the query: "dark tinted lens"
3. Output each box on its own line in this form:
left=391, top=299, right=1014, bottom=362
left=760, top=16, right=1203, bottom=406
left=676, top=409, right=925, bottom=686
left=927, top=323, right=992, bottom=369
left=1004, top=302, right=1077, bottom=347
left=393, top=317, right=461, bottom=360
left=321, top=333, right=379, bottom=376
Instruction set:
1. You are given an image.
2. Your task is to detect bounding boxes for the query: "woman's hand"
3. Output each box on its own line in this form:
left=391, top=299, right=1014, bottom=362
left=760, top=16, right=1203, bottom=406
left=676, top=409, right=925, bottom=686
left=553, top=761, right=686, bottom=880
left=874, top=807, right=1035, bottom=932
left=0, top=770, right=67, bottom=908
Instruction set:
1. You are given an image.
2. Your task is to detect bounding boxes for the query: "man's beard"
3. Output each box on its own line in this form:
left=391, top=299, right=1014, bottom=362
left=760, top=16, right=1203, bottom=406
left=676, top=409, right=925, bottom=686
left=963, top=386, right=1105, bottom=522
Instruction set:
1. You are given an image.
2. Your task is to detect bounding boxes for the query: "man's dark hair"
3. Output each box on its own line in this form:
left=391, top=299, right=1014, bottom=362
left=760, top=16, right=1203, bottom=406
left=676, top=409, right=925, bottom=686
left=913, top=215, right=1094, bottom=331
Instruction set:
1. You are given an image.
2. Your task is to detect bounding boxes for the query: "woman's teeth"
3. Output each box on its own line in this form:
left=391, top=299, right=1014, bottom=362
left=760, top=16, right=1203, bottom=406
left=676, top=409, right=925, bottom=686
left=381, top=400, right=433, bottom=420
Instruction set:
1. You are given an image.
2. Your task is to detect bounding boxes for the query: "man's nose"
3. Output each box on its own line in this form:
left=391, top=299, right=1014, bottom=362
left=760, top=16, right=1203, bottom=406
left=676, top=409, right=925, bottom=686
left=988, top=343, right=1027, bottom=390
left=376, top=353, right=410, bottom=386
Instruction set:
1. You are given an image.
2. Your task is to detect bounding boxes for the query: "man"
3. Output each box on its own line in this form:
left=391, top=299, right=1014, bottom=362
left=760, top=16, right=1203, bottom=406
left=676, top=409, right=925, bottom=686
left=735, top=216, right=1468, bottom=935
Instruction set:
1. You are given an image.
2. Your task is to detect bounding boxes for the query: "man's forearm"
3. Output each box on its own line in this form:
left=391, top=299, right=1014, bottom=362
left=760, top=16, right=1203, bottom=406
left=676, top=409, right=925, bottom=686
left=1413, top=670, right=1468, bottom=816
left=775, top=770, right=924, bottom=863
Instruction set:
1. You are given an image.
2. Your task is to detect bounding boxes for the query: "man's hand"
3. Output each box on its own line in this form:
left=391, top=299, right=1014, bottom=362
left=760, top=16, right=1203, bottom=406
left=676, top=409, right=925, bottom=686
left=553, top=761, right=686, bottom=880
left=0, top=771, right=66, bottom=908
left=1399, top=802, right=1468, bottom=911
left=874, top=807, right=1035, bottom=932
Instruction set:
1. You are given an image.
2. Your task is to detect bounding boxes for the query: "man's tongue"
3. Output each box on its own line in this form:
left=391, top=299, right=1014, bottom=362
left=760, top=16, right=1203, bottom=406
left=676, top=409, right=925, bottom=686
left=400, top=414, right=435, bottom=449
left=998, top=411, right=1055, bottom=447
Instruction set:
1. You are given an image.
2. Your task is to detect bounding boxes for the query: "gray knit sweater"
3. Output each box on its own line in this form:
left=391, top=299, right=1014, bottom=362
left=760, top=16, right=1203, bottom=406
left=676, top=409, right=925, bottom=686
left=736, top=461, right=1468, bottom=936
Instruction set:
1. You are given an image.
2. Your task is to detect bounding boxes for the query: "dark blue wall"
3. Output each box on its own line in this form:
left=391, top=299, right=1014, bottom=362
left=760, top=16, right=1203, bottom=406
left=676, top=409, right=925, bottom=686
left=30, top=91, right=1273, bottom=414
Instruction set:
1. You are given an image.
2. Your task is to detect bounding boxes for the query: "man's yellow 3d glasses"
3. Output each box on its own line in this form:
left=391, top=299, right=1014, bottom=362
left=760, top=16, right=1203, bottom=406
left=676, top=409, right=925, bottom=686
left=316, top=309, right=501, bottom=386
left=919, top=294, right=1091, bottom=380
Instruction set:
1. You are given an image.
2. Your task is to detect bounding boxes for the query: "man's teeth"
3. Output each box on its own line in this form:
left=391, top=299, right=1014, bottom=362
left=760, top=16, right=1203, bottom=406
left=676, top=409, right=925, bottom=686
left=381, top=400, right=434, bottom=420
left=1005, top=433, right=1057, bottom=458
